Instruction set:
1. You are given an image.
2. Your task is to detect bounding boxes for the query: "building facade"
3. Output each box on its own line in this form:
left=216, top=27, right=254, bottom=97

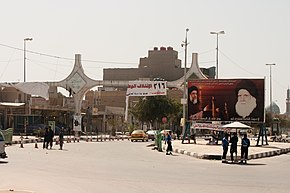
left=103, top=46, right=215, bottom=87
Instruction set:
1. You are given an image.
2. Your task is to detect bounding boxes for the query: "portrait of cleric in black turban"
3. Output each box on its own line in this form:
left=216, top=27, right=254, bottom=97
left=188, top=85, right=203, bottom=119
left=233, top=79, right=262, bottom=120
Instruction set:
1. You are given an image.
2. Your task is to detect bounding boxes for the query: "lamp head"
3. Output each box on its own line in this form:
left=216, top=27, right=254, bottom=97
left=210, top=31, right=225, bottom=35
left=24, top=38, right=33, bottom=41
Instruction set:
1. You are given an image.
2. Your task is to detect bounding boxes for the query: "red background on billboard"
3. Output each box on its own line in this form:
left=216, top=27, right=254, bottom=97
left=187, top=79, right=264, bottom=123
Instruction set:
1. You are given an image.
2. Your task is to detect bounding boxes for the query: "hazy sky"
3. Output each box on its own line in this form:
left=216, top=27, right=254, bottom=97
left=0, top=0, right=289, bottom=113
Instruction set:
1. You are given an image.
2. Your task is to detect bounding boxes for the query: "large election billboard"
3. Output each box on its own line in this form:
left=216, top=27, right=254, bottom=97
left=187, top=79, right=264, bottom=122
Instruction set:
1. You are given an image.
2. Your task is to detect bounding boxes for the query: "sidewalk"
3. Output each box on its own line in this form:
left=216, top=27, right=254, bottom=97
left=9, top=135, right=290, bottom=161
left=165, top=138, right=290, bottom=161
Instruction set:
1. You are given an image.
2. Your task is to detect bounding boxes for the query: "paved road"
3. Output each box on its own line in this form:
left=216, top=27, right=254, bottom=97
left=1, top=141, right=290, bottom=193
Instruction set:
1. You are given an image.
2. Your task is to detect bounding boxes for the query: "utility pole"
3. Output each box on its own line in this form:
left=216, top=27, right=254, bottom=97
left=181, top=28, right=189, bottom=143
left=23, top=37, right=33, bottom=138
left=210, top=31, right=225, bottom=79
left=24, top=38, right=33, bottom=82
left=266, top=63, right=276, bottom=134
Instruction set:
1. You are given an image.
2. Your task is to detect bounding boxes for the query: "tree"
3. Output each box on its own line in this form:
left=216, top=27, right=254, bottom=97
left=129, top=96, right=182, bottom=130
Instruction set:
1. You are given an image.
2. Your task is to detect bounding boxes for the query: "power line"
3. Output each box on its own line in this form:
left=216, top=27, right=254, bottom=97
left=218, top=49, right=262, bottom=77
left=199, top=49, right=215, bottom=55
left=0, top=50, right=16, bottom=80
left=0, top=42, right=138, bottom=65
left=27, top=59, right=70, bottom=76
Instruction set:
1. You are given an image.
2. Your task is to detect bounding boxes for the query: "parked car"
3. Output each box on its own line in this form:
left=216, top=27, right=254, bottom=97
left=0, top=131, right=7, bottom=159
left=130, top=130, right=148, bottom=142
left=146, top=130, right=157, bottom=141
left=26, top=124, right=48, bottom=137
left=281, top=135, right=290, bottom=143
left=269, top=134, right=288, bottom=142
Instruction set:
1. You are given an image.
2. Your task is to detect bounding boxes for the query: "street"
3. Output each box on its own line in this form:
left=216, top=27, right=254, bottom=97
left=1, top=140, right=290, bottom=193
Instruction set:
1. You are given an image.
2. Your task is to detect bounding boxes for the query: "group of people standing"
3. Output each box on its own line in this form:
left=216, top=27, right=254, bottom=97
left=42, top=126, right=64, bottom=150
left=222, top=132, right=250, bottom=164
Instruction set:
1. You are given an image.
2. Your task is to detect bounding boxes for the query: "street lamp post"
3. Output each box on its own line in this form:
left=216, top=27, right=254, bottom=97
left=24, top=38, right=33, bottom=82
left=266, top=63, right=276, bottom=133
left=181, top=28, right=189, bottom=143
left=23, top=38, right=32, bottom=138
left=210, top=31, right=225, bottom=79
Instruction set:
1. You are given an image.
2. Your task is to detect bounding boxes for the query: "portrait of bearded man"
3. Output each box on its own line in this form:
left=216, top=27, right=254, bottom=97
left=188, top=85, right=203, bottom=119
left=234, top=79, right=261, bottom=120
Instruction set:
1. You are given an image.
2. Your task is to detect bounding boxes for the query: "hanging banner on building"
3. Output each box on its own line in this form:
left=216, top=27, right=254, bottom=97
left=48, top=121, right=56, bottom=133
left=73, top=114, right=82, bottom=131
left=126, top=81, right=167, bottom=96
left=187, top=79, right=265, bottom=122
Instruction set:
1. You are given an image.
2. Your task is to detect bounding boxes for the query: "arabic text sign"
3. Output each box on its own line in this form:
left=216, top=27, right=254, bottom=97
left=126, top=81, right=167, bottom=96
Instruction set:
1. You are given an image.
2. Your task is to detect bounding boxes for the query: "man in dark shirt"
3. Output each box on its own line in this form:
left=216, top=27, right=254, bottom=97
left=230, top=132, right=238, bottom=163
left=240, top=134, right=250, bottom=164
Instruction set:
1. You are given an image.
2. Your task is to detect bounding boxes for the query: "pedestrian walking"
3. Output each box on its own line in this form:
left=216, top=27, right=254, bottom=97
left=222, top=133, right=229, bottom=163
left=240, top=134, right=250, bottom=164
left=43, top=127, right=49, bottom=149
left=230, top=132, right=238, bottom=163
left=59, top=127, right=64, bottom=150
left=48, top=126, right=54, bottom=149
left=165, top=131, right=173, bottom=155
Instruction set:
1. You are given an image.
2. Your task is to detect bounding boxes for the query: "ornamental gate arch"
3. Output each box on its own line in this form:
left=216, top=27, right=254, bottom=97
left=47, top=53, right=202, bottom=118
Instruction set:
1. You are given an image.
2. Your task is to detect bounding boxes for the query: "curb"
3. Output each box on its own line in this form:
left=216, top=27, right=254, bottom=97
left=10, top=136, right=130, bottom=145
left=249, top=147, right=290, bottom=160
left=162, top=146, right=221, bottom=160
left=163, top=146, right=290, bottom=161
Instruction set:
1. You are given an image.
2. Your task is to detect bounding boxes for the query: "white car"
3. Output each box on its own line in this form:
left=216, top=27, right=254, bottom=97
left=0, top=131, right=7, bottom=159
left=281, top=135, right=290, bottom=143
left=146, top=130, right=157, bottom=141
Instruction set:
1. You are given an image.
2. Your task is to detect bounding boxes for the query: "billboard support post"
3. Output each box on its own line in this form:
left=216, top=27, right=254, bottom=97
left=256, top=123, right=268, bottom=146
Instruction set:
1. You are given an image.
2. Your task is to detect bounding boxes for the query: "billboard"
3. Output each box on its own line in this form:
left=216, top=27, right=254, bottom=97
left=124, top=81, right=167, bottom=122
left=187, top=79, right=264, bottom=122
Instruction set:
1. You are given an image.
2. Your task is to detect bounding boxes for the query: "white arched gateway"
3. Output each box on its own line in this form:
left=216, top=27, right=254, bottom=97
left=3, top=53, right=206, bottom=135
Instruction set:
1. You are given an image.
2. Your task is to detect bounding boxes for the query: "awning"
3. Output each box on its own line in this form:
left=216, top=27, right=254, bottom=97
left=0, top=102, right=25, bottom=107
left=221, top=121, right=251, bottom=128
left=13, top=82, right=49, bottom=100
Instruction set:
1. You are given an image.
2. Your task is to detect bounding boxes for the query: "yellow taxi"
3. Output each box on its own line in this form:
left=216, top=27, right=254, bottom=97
left=130, top=130, right=149, bottom=142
